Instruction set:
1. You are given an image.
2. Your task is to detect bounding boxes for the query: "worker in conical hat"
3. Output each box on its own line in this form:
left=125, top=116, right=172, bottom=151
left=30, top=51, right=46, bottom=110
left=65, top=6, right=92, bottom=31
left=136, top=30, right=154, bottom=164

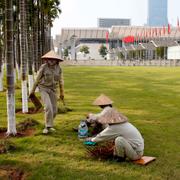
left=85, top=94, right=144, bottom=162
left=30, top=50, right=64, bottom=134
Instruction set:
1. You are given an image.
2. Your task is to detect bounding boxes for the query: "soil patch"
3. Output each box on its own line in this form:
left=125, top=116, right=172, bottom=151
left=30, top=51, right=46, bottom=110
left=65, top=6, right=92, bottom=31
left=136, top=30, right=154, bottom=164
left=15, top=107, right=43, bottom=114
left=0, top=128, right=36, bottom=139
left=0, top=167, right=25, bottom=180
left=0, top=118, right=38, bottom=139
left=17, top=118, right=39, bottom=131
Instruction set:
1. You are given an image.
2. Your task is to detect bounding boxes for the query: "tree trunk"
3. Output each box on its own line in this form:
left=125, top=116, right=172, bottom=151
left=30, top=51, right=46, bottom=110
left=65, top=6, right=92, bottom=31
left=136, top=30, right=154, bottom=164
left=20, top=0, right=28, bottom=113
left=37, top=0, right=42, bottom=68
left=0, top=5, right=4, bottom=91
left=5, top=0, right=16, bottom=135
left=0, top=42, right=3, bottom=91
left=26, top=0, right=34, bottom=94
left=14, top=0, right=21, bottom=80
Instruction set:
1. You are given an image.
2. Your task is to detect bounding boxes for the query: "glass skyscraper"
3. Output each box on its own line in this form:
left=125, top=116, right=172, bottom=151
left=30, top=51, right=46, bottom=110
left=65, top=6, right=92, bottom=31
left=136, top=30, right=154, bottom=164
left=147, top=0, right=168, bottom=26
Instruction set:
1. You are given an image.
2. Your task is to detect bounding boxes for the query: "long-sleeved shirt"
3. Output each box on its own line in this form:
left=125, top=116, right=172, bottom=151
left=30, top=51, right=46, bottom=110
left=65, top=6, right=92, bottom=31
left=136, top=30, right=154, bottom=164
left=86, top=106, right=110, bottom=123
left=91, top=122, right=144, bottom=152
left=31, top=63, right=64, bottom=95
left=87, top=106, right=128, bottom=124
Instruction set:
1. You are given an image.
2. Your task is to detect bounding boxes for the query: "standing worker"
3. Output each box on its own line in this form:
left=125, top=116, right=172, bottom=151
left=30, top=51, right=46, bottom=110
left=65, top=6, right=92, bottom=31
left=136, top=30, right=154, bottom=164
left=85, top=94, right=144, bottom=161
left=29, top=50, right=64, bottom=134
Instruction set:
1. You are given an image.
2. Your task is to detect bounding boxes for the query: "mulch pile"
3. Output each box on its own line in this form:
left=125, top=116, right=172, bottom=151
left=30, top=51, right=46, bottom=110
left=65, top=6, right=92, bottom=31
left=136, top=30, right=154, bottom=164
left=85, top=141, right=115, bottom=160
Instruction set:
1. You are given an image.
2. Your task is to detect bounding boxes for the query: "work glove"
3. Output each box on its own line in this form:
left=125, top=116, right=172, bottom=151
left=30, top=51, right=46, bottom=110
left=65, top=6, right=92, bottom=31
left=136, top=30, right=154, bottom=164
left=84, top=141, right=96, bottom=146
left=84, top=138, right=96, bottom=146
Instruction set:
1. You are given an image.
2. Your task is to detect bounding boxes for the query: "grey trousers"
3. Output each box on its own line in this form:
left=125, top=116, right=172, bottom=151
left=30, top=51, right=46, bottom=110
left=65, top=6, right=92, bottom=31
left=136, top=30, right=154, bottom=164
left=40, top=89, right=57, bottom=128
left=114, top=136, right=143, bottom=160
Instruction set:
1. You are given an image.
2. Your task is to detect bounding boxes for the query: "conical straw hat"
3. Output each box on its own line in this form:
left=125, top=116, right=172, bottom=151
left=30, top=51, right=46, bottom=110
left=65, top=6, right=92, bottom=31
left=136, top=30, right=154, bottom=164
left=97, top=108, right=128, bottom=124
left=41, top=50, right=64, bottom=61
left=93, top=94, right=113, bottom=106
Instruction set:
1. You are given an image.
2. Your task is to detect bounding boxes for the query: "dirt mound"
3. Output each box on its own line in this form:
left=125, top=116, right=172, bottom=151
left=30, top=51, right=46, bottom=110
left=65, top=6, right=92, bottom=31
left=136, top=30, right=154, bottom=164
left=0, top=128, right=36, bottom=139
left=0, top=167, right=25, bottom=180
left=17, top=118, right=39, bottom=131
left=0, top=118, right=38, bottom=139
left=15, top=107, right=43, bottom=114
left=0, top=128, right=35, bottom=139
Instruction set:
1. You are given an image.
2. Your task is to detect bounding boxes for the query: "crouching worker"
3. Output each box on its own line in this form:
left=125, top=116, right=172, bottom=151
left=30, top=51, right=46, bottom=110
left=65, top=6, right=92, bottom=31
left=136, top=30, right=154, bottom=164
left=29, top=51, right=64, bottom=134
left=85, top=94, right=144, bottom=161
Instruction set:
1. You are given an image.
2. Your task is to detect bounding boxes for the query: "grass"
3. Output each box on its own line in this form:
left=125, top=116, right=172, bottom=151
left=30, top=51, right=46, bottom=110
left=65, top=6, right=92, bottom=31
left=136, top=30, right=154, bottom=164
left=0, top=66, right=180, bottom=179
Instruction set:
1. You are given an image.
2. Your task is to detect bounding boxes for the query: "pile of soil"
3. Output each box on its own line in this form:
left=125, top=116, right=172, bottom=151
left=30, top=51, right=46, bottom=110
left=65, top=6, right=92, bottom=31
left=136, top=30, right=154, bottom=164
left=0, top=129, right=36, bottom=139
left=0, top=167, right=25, bottom=180
left=15, top=107, right=43, bottom=114
left=85, top=141, right=115, bottom=160
left=0, top=118, right=39, bottom=139
left=17, top=118, right=39, bottom=131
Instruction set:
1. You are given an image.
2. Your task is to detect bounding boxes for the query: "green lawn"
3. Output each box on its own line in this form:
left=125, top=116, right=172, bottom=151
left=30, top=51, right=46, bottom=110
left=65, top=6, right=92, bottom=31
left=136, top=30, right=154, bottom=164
left=0, top=66, right=180, bottom=180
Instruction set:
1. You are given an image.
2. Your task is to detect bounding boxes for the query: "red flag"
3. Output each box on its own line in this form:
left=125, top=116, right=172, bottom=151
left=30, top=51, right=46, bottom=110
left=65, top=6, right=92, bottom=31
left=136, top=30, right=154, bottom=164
left=139, top=31, right=143, bottom=42
left=149, top=29, right=151, bottom=37
left=135, top=35, right=138, bottom=42
left=122, top=36, right=134, bottom=43
left=151, top=28, right=154, bottom=37
left=105, top=31, right=109, bottom=47
left=177, top=17, right=179, bottom=27
left=168, top=24, right=171, bottom=34
left=163, top=26, right=165, bottom=35
left=145, top=31, right=148, bottom=38
left=155, top=28, right=158, bottom=36
left=159, top=28, right=161, bottom=36
left=177, top=17, right=180, bottom=31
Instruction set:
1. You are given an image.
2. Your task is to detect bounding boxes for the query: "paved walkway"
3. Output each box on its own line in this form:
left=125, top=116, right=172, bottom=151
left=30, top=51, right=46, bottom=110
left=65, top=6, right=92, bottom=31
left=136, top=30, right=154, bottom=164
left=62, top=59, right=180, bottom=66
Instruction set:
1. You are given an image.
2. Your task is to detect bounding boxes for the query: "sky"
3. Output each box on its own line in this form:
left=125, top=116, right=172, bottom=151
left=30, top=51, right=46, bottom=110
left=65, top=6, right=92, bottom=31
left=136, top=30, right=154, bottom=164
left=51, top=0, right=180, bottom=38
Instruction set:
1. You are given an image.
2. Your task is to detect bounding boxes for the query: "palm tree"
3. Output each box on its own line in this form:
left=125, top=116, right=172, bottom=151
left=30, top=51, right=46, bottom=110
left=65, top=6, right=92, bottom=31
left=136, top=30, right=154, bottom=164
left=27, top=0, right=34, bottom=94
left=42, top=0, right=61, bottom=51
left=14, top=0, right=21, bottom=80
left=20, top=0, right=28, bottom=113
left=99, top=44, right=108, bottom=59
left=80, top=45, right=90, bottom=58
left=0, top=33, right=4, bottom=92
left=0, top=2, right=4, bottom=92
left=5, top=0, right=16, bottom=135
left=31, top=0, right=61, bottom=73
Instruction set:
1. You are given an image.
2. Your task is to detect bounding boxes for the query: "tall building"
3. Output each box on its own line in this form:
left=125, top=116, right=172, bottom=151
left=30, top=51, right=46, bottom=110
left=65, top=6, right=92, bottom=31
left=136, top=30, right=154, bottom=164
left=98, top=18, right=131, bottom=28
left=147, top=0, right=168, bottom=26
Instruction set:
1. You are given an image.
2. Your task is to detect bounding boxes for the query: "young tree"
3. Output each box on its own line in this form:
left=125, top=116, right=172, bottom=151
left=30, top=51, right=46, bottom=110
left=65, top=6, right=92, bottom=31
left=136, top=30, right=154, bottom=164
left=80, top=45, right=89, bottom=57
left=99, top=44, right=108, bottom=59
left=5, top=0, right=16, bottom=135
left=63, top=48, right=69, bottom=59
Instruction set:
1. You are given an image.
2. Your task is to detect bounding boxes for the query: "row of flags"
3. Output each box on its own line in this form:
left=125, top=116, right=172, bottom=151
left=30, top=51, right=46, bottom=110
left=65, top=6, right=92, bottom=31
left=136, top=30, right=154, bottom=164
left=105, top=17, right=180, bottom=45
